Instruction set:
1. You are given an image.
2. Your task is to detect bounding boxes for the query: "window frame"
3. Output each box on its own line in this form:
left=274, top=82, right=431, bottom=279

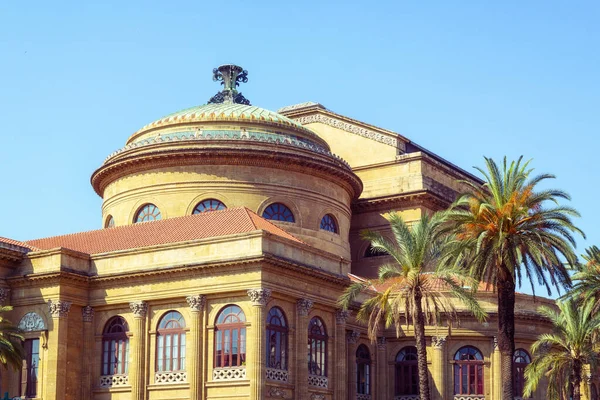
left=214, top=305, right=247, bottom=368
left=134, top=203, right=162, bottom=223
left=266, top=307, right=288, bottom=370
left=262, top=203, right=295, bottom=223
left=105, top=215, right=115, bottom=228
left=395, top=346, right=419, bottom=396
left=101, top=316, right=130, bottom=376
left=319, top=214, right=338, bottom=233
left=20, top=338, right=40, bottom=398
left=156, top=311, right=186, bottom=373
left=453, top=345, right=484, bottom=396
left=193, top=199, right=227, bottom=214
left=307, top=317, right=327, bottom=377
left=513, top=348, right=531, bottom=398
left=356, top=344, right=371, bottom=395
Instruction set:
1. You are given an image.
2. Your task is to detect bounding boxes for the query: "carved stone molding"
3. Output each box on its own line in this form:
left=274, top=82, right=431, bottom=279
left=186, top=295, right=206, bottom=312
left=432, top=336, right=447, bottom=348
left=335, top=309, right=350, bottom=324
left=48, top=300, right=71, bottom=318
left=0, top=288, right=9, bottom=304
left=18, top=312, right=46, bottom=331
left=376, top=337, right=387, bottom=350
left=247, top=288, right=272, bottom=306
left=296, top=298, right=313, bottom=317
left=129, top=301, right=148, bottom=318
left=268, top=386, right=287, bottom=398
left=346, top=330, right=360, bottom=344
left=82, top=306, right=94, bottom=322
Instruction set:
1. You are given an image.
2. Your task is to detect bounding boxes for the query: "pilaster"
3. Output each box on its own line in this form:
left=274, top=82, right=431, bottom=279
left=376, top=337, right=387, bottom=400
left=296, top=298, right=313, bottom=400
left=347, top=330, right=360, bottom=400
left=186, top=295, right=206, bottom=400
left=44, top=300, right=71, bottom=400
left=431, top=336, right=447, bottom=400
left=81, top=306, right=94, bottom=400
left=247, top=288, right=271, bottom=400
left=492, top=336, right=501, bottom=400
left=334, top=310, right=349, bottom=400
left=129, top=301, right=148, bottom=400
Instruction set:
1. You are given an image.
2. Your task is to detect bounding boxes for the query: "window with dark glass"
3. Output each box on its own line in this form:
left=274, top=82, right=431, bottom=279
left=266, top=307, right=288, bottom=370
left=193, top=199, right=226, bottom=214
left=395, top=346, right=419, bottom=396
left=215, top=305, right=246, bottom=368
left=262, top=203, right=295, bottom=222
left=454, top=346, right=484, bottom=396
left=364, top=244, right=389, bottom=258
left=102, top=316, right=129, bottom=376
left=105, top=215, right=115, bottom=228
left=320, top=214, right=338, bottom=233
left=356, top=344, right=371, bottom=395
left=308, top=317, right=327, bottom=376
left=135, top=203, right=161, bottom=223
left=20, top=338, right=39, bottom=398
left=513, top=349, right=531, bottom=398
left=157, top=311, right=186, bottom=372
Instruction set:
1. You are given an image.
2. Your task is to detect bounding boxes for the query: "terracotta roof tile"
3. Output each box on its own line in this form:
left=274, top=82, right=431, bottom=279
left=25, top=207, right=303, bottom=255
left=0, top=237, right=38, bottom=251
left=348, top=273, right=496, bottom=293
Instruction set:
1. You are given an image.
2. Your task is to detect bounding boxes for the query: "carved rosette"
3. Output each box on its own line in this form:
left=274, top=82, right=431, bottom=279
left=432, top=336, right=447, bottom=349
left=82, top=306, right=94, bottom=322
left=186, top=295, right=206, bottom=312
left=335, top=309, right=350, bottom=324
left=48, top=300, right=72, bottom=318
left=129, top=301, right=148, bottom=318
left=247, top=288, right=272, bottom=306
left=296, top=298, right=313, bottom=317
left=376, top=336, right=387, bottom=350
left=0, top=288, right=9, bottom=304
left=346, top=330, right=360, bottom=344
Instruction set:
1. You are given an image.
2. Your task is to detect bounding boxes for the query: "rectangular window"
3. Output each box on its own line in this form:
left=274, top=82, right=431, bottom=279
left=21, top=338, right=39, bottom=398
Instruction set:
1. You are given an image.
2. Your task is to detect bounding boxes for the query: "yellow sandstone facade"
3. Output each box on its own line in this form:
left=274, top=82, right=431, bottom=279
left=0, top=65, right=591, bottom=400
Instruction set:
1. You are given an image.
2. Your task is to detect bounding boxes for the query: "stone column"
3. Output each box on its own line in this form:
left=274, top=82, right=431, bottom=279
left=431, top=336, right=447, bottom=400
left=296, top=298, right=313, bottom=400
left=81, top=306, right=94, bottom=399
left=186, top=295, right=206, bottom=400
left=376, top=337, right=387, bottom=400
left=492, top=337, right=501, bottom=400
left=129, top=301, right=148, bottom=400
left=45, top=300, right=71, bottom=400
left=334, top=310, right=349, bottom=400
left=247, top=288, right=271, bottom=400
left=347, top=330, right=360, bottom=400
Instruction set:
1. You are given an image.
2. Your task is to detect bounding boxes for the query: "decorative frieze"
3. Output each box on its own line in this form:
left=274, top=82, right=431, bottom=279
left=297, top=298, right=313, bottom=317
left=129, top=301, right=147, bottom=318
left=213, top=367, right=246, bottom=381
left=99, top=374, right=129, bottom=388
left=269, top=386, right=288, bottom=398
left=376, top=337, right=387, bottom=350
left=186, top=295, right=206, bottom=312
left=432, top=336, right=446, bottom=348
left=335, top=309, right=350, bottom=324
left=18, top=312, right=46, bottom=332
left=308, top=374, right=328, bottom=388
left=82, top=306, right=94, bottom=322
left=346, top=330, right=360, bottom=344
left=155, top=371, right=187, bottom=384
left=247, top=288, right=272, bottom=306
left=48, top=300, right=71, bottom=318
left=266, top=368, right=289, bottom=382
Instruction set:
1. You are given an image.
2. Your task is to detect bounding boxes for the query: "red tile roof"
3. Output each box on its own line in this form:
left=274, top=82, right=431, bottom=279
left=348, top=273, right=496, bottom=293
left=25, top=207, right=303, bottom=255
left=0, top=237, right=38, bottom=251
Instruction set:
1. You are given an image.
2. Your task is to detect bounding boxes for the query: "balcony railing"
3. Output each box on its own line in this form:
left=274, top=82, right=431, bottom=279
left=99, top=374, right=129, bottom=388
left=308, top=374, right=328, bottom=388
left=155, top=371, right=187, bottom=384
left=266, top=368, right=289, bottom=382
left=213, top=367, right=246, bottom=381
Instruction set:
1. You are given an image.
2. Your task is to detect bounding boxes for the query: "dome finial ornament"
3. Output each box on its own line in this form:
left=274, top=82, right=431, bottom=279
left=208, top=64, right=251, bottom=105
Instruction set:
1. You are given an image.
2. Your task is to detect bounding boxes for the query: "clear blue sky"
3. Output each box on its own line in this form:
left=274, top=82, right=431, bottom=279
left=1, top=1, right=598, bottom=295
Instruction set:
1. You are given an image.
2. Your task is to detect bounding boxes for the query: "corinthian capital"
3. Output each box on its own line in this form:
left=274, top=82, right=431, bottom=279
left=0, top=288, right=9, bottom=304
left=376, top=336, right=387, bottom=350
left=296, top=298, right=313, bottom=317
left=335, top=309, right=350, bottom=324
left=186, top=295, right=206, bottom=312
left=346, top=330, right=360, bottom=344
left=432, top=336, right=447, bottom=348
left=82, top=306, right=94, bottom=322
left=129, top=301, right=148, bottom=318
left=247, top=288, right=272, bottom=306
left=48, top=300, right=71, bottom=318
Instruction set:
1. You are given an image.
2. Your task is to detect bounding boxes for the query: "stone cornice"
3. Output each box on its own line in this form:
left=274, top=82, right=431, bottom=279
left=0, top=248, right=26, bottom=263
left=352, top=190, right=451, bottom=214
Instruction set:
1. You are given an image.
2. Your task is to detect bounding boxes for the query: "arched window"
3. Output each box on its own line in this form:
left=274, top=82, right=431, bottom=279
left=364, top=244, right=388, bottom=258
left=308, top=317, right=327, bottom=376
left=320, top=214, right=338, bottom=233
left=157, top=311, right=186, bottom=372
left=262, top=203, right=295, bottom=222
left=215, top=305, right=246, bottom=368
left=193, top=199, right=226, bottom=214
left=266, top=307, right=288, bottom=370
left=134, top=203, right=161, bottom=223
left=513, top=349, right=531, bottom=398
left=102, top=317, right=129, bottom=376
left=395, top=346, right=419, bottom=395
left=105, top=215, right=115, bottom=228
left=454, top=346, right=484, bottom=396
left=356, top=344, right=371, bottom=395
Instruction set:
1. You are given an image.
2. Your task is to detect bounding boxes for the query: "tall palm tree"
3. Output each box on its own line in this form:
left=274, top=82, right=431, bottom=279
left=567, top=246, right=600, bottom=312
left=445, top=156, right=583, bottom=400
left=338, top=212, right=486, bottom=400
left=523, top=299, right=600, bottom=400
left=0, top=306, right=24, bottom=370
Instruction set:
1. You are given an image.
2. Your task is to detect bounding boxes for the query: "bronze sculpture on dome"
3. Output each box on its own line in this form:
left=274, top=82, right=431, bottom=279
left=208, top=64, right=251, bottom=105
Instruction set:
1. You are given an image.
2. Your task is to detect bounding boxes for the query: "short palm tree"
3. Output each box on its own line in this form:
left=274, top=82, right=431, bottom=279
left=0, top=306, right=24, bottom=370
left=338, top=211, right=486, bottom=400
left=523, top=299, right=600, bottom=400
left=445, top=156, right=583, bottom=400
left=567, top=246, right=600, bottom=312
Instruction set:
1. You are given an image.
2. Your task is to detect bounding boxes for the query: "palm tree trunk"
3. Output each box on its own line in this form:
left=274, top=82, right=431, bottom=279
left=497, top=268, right=515, bottom=400
left=573, top=360, right=582, bottom=400
left=413, top=290, right=431, bottom=400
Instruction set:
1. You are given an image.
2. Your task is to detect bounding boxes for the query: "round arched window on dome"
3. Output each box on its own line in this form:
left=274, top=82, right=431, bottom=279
left=105, top=215, right=115, bottom=228
left=193, top=199, right=226, bottom=214
left=320, top=214, right=338, bottom=233
left=134, top=204, right=161, bottom=223
left=262, top=203, right=295, bottom=223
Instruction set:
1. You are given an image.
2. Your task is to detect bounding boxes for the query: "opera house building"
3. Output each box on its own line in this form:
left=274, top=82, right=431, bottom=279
left=0, top=65, right=573, bottom=400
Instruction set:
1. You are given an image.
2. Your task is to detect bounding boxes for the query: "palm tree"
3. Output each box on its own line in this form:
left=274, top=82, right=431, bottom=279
left=523, top=299, right=600, bottom=400
left=338, top=211, right=486, bottom=400
left=0, top=306, right=24, bottom=370
left=445, top=156, right=583, bottom=400
left=568, top=246, right=600, bottom=312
